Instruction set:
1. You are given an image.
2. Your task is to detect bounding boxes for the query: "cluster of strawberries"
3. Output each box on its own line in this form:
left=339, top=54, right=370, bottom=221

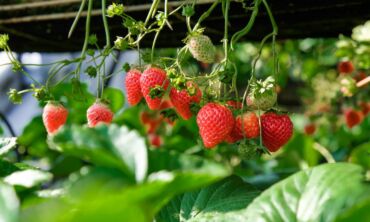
left=125, top=66, right=293, bottom=152
left=42, top=100, right=113, bottom=134
left=338, top=60, right=369, bottom=129
left=304, top=60, right=369, bottom=135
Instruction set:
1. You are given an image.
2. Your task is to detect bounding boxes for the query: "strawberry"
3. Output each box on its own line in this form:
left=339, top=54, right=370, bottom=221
left=140, top=67, right=169, bottom=110
left=125, top=69, right=143, bottom=106
left=140, top=111, right=151, bottom=125
left=87, top=101, right=114, bottom=127
left=359, top=102, right=370, bottom=116
left=225, top=112, right=260, bottom=143
left=344, top=109, right=363, bottom=128
left=149, top=133, right=162, bottom=147
left=42, top=101, right=68, bottom=134
left=196, top=103, right=234, bottom=148
left=261, top=112, right=293, bottom=152
left=304, top=123, right=316, bottom=135
left=354, top=71, right=367, bottom=82
left=187, top=34, right=216, bottom=64
left=170, top=82, right=202, bottom=120
left=226, top=100, right=242, bottom=110
left=338, top=61, right=354, bottom=74
left=247, top=76, right=277, bottom=110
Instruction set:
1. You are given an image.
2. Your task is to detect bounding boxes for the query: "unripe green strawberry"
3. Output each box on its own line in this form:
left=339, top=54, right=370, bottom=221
left=169, top=81, right=202, bottom=120
left=187, top=34, right=216, bottom=63
left=261, top=112, right=293, bottom=152
left=238, top=143, right=257, bottom=160
left=87, top=101, right=114, bottom=127
left=42, top=101, right=68, bottom=134
left=125, top=69, right=143, bottom=106
left=140, top=67, right=169, bottom=110
left=196, top=103, right=234, bottom=148
left=247, top=76, right=277, bottom=110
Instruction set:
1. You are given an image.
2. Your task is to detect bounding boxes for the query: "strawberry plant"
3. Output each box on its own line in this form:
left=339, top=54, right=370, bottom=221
left=0, top=0, right=369, bottom=221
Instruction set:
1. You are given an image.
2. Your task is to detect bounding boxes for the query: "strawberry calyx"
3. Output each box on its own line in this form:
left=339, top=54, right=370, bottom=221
left=149, top=85, right=165, bottom=99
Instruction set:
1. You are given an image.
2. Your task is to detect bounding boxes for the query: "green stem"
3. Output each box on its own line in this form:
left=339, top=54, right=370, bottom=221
left=222, top=0, right=230, bottom=62
left=68, top=0, right=87, bottom=38
left=262, top=0, right=278, bottom=77
left=101, top=0, right=111, bottom=48
left=192, top=0, right=220, bottom=31
left=75, top=0, right=93, bottom=79
left=151, top=0, right=168, bottom=63
left=230, top=0, right=261, bottom=50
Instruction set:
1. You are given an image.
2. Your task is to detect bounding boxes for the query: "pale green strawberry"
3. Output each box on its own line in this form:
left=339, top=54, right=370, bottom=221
left=247, top=76, right=277, bottom=110
left=187, top=34, right=216, bottom=63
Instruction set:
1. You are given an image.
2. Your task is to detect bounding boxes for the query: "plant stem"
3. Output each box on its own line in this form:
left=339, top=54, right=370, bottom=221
left=101, top=0, right=111, bottom=48
left=151, top=0, right=168, bottom=63
left=222, top=0, right=230, bottom=62
left=68, top=0, right=87, bottom=38
left=230, top=0, right=261, bottom=50
left=75, top=0, right=93, bottom=80
left=192, top=0, right=220, bottom=31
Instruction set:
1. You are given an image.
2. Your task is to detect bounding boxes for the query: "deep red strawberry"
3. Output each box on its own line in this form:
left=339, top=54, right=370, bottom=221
left=125, top=69, right=143, bottom=106
left=344, top=109, right=363, bottom=128
left=87, top=101, right=114, bottom=127
left=338, top=61, right=354, bottom=74
left=140, top=111, right=151, bottom=125
left=140, top=67, right=169, bottom=110
left=149, top=133, right=162, bottom=147
left=170, top=82, right=202, bottom=120
left=226, top=100, right=242, bottom=110
left=196, top=103, right=234, bottom=148
left=359, top=102, right=370, bottom=116
left=304, top=123, right=316, bottom=135
left=225, top=112, right=260, bottom=144
left=42, top=101, right=68, bottom=134
left=261, top=112, right=293, bottom=152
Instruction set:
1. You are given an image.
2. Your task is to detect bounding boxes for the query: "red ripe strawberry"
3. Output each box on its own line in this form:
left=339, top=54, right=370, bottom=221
left=344, top=109, right=363, bottom=128
left=42, top=101, right=68, bottom=134
left=354, top=71, right=367, bottom=82
left=149, top=133, right=162, bottom=147
left=125, top=69, right=143, bottom=106
left=226, top=100, right=242, bottom=110
left=140, top=111, right=151, bottom=125
left=225, top=112, right=260, bottom=144
left=196, top=103, right=234, bottom=148
left=87, top=101, right=114, bottom=127
left=359, top=102, right=370, bottom=116
left=170, top=82, right=202, bottom=120
left=338, top=61, right=354, bottom=74
left=159, top=100, right=173, bottom=110
left=304, top=123, right=316, bottom=135
left=140, top=67, right=169, bottom=110
left=261, top=112, right=293, bottom=152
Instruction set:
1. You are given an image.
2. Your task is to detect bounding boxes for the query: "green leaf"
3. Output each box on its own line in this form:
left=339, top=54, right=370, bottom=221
left=0, top=159, right=35, bottom=177
left=334, top=196, right=370, bottom=222
left=102, top=87, right=125, bottom=113
left=283, top=132, right=320, bottom=167
left=349, top=142, right=370, bottom=169
left=20, top=152, right=230, bottom=222
left=156, top=176, right=260, bottom=222
left=243, top=163, right=370, bottom=222
left=0, top=137, right=17, bottom=156
left=50, top=124, right=147, bottom=182
left=0, top=182, right=19, bottom=222
left=4, top=169, right=52, bottom=188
